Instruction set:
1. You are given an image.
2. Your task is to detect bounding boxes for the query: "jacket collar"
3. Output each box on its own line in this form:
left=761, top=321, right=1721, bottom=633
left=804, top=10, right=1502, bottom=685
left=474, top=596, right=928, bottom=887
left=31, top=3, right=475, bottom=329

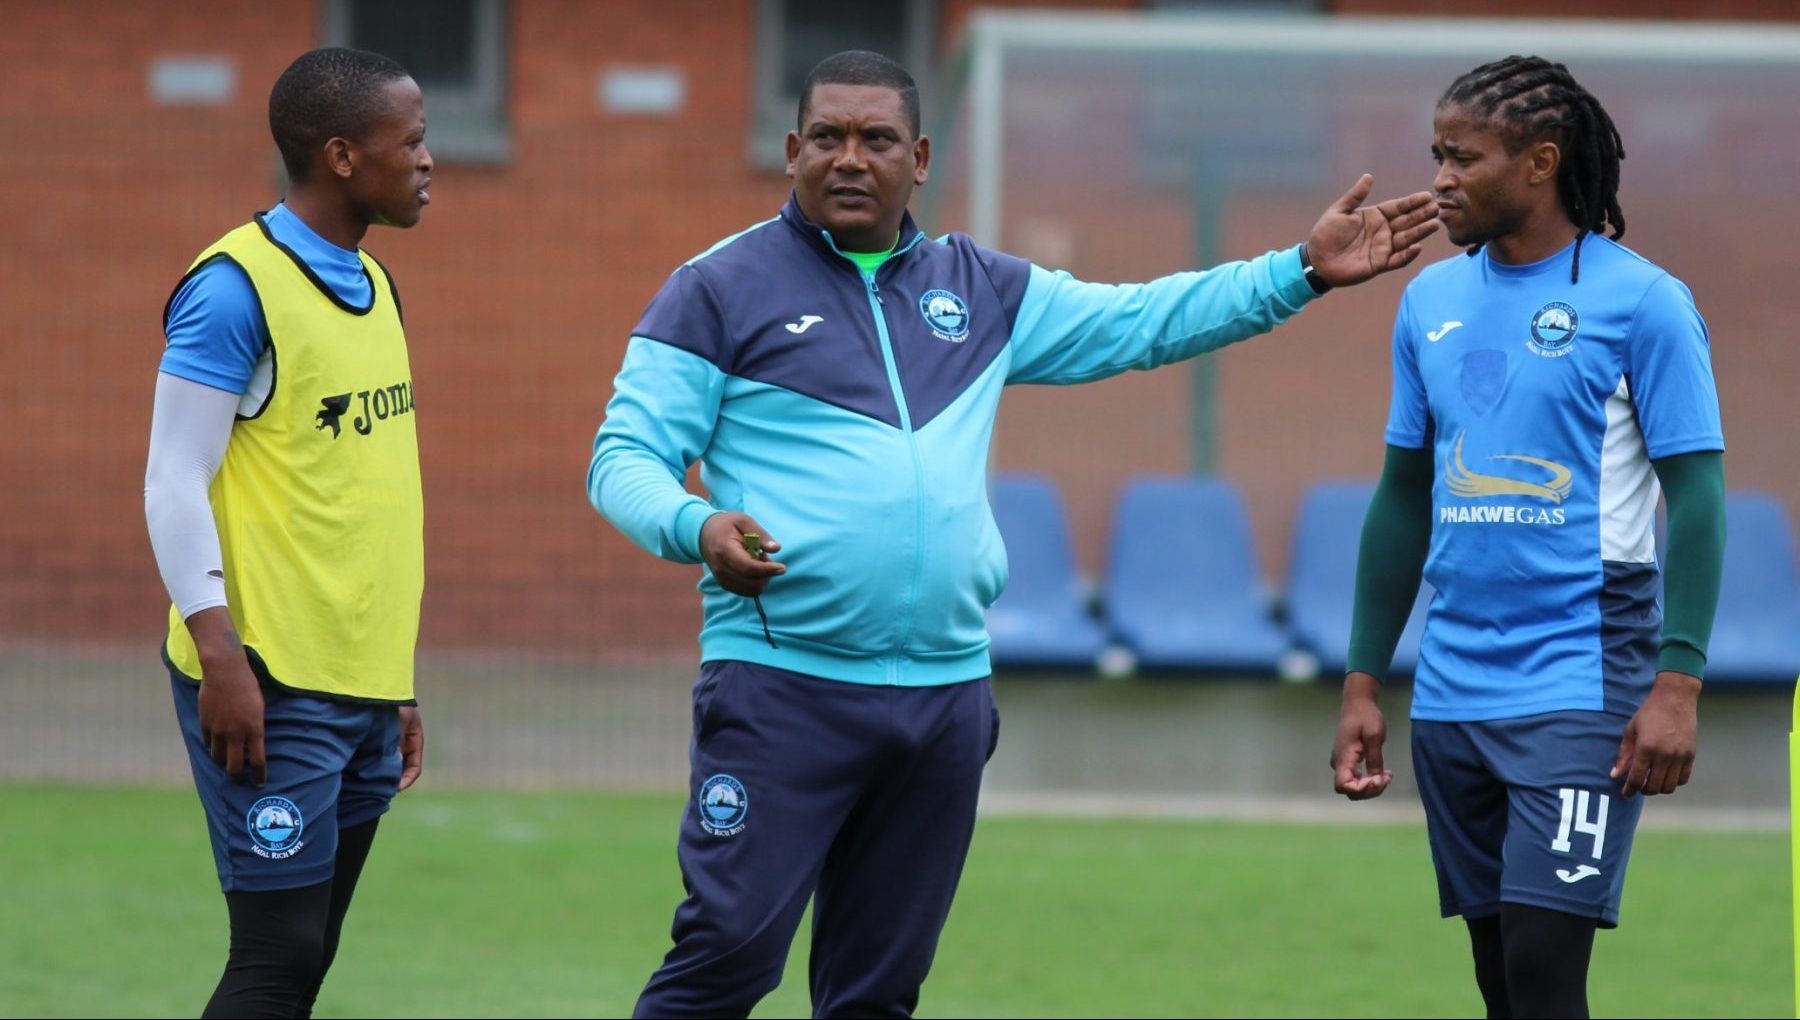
left=780, top=192, right=923, bottom=266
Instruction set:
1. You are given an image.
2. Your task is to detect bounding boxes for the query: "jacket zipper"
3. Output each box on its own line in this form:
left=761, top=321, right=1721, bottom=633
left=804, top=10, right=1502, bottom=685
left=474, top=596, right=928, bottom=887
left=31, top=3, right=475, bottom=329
left=824, top=230, right=928, bottom=683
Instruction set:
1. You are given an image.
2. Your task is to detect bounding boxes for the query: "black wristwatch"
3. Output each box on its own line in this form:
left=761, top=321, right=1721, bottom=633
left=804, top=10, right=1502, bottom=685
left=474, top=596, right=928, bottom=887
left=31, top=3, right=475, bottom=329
left=1299, top=244, right=1332, bottom=295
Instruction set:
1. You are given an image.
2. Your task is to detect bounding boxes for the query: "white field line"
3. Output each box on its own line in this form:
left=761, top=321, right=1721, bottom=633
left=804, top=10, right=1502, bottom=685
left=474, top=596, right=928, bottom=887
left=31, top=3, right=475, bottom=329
left=978, top=790, right=1788, bottom=833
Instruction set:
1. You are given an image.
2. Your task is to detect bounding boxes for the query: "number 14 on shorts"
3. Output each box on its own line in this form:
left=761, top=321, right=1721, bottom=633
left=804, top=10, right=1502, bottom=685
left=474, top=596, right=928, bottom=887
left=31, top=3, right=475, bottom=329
left=1551, top=787, right=1609, bottom=860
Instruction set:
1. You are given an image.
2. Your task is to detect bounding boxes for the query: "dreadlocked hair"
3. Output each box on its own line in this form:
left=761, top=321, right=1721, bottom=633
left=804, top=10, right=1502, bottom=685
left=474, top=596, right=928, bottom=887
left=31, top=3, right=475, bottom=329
left=1440, top=55, right=1625, bottom=284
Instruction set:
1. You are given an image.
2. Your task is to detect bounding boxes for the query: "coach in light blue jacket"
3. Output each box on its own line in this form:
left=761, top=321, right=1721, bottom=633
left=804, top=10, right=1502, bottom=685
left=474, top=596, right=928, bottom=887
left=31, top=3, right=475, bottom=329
left=588, top=50, right=1439, bottom=1020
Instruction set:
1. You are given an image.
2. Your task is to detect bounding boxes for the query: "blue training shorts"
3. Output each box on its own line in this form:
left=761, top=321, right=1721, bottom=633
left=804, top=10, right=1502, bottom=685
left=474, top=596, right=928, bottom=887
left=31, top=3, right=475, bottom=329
left=1411, top=710, right=1645, bottom=928
left=171, top=670, right=402, bottom=892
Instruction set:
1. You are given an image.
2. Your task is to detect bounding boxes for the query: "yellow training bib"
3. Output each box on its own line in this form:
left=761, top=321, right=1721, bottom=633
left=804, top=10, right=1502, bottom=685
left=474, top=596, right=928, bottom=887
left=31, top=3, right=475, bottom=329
left=164, top=215, right=423, bottom=702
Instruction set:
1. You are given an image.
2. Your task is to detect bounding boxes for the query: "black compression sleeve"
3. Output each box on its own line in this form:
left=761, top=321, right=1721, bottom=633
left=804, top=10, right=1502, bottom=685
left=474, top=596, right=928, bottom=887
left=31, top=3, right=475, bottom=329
left=1500, top=903, right=1596, bottom=1019
left=204, top=881, right=334, bottom=1018
left=293, top=817, right=382, bottom=1019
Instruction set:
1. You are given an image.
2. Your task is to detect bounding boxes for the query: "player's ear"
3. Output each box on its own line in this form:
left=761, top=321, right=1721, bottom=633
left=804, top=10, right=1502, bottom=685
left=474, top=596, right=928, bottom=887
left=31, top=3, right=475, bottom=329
left=322, top=137, right=355, bottom=181
left=1528, top=140, right=1561, bottom=187
left=912, top=134, right=930, bottom=186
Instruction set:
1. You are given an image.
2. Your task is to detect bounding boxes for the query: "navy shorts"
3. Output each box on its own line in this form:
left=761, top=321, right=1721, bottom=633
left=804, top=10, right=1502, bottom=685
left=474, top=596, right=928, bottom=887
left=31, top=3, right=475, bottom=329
left=171, top=671, right=402, bottom=893
left=1412, top=710, right=1645, bottom=928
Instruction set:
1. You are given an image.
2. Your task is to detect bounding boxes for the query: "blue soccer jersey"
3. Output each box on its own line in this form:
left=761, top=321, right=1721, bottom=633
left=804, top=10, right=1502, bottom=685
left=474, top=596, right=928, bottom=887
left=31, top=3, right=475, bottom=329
left=1386, top=237, right=1724, bottom=721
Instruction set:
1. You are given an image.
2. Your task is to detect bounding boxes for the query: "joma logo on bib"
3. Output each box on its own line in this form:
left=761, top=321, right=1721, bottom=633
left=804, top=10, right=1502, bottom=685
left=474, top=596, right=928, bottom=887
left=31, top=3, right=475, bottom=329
left=315, top=382, right=415, bottom=439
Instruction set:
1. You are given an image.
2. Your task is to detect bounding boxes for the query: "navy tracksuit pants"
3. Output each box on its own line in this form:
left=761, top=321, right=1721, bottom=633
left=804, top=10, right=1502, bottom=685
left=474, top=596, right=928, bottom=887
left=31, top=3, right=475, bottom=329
left=634, top=661, right=999, bottom=1019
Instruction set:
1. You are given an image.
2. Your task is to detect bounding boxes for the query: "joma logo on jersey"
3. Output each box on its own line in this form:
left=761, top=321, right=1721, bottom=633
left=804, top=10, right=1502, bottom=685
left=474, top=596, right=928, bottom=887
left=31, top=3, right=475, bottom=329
left=1439, top=431, right=1571, bottom=526
left=315, top=382, right=415, bottom=439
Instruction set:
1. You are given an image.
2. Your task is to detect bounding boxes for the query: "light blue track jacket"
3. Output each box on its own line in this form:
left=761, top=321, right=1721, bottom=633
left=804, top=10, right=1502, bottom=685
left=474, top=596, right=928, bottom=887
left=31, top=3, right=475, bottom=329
left=589, top=196, right=1320, bottom=685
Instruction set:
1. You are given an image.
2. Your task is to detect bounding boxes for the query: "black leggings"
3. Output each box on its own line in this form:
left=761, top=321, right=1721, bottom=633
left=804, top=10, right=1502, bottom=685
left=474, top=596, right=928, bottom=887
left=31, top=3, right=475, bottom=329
left=1466, top=903, right=1598, bottom=1020
left=202, top=817, right=381, bottom=1019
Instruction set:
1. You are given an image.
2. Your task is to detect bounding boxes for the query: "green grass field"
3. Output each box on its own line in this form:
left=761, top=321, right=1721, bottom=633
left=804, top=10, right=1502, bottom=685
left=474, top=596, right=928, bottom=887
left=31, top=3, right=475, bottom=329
left=0, top=786, right=1787, bottom=1018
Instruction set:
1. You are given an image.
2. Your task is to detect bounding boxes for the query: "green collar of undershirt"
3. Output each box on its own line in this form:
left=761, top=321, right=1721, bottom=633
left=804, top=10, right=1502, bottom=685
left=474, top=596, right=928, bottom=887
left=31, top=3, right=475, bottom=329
left=842, top=239, right=898, bottom=276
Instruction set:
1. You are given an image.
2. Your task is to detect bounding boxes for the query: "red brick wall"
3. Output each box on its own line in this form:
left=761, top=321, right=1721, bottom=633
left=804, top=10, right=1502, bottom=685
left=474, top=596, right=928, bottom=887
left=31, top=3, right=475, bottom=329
left=1, top=0, right=1792, bottom=659
left=1, top=2, right=322, bottom=645
left=0, top=0, right=1131, bottom=657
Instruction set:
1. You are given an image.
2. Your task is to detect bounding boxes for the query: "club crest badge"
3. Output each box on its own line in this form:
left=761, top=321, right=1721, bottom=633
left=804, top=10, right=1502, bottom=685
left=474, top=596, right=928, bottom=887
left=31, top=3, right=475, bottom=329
left=247, top=796, right=305, bottom=859
left=1528, top=301, right=1579, bottom=357
left=698, top=774, right=748, bottom=836
left=919, top=289, right=971, bottom=343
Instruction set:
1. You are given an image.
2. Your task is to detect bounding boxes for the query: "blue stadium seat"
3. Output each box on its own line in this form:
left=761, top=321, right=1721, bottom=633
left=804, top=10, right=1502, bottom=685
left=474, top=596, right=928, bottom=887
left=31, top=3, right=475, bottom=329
left=1286, top=481, right=1432, bottom=677
left=1702, top=491, right=1800, bottom=685
left=1101, top=476, right=1291, bottom=672
left=984, top=474, right=1107, bottom=669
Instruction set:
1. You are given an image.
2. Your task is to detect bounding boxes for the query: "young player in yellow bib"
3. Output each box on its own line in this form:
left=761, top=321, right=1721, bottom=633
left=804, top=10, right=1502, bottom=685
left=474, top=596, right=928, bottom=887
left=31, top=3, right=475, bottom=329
left=143, top=47, right=432, bottom=1017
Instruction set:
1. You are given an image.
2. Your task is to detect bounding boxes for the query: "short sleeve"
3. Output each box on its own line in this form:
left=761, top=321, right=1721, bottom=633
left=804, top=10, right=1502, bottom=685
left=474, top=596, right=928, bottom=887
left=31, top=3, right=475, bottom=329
left=159, top=257, right=268, bottom=396
left=1628, top=274, right=1724, bottom=459
left=1383, top=289, right=1431, bottom=449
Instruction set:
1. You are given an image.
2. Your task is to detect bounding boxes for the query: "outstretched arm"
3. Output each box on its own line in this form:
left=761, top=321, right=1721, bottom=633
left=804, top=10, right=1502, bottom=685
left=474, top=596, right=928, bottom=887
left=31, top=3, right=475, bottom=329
left=1006, top=176, right=1439, bottom=387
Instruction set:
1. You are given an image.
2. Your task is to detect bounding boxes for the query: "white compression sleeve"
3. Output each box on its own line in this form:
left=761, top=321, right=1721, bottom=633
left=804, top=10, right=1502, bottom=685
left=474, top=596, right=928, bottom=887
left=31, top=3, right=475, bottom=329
left=144, top=372, right=238, bottom=620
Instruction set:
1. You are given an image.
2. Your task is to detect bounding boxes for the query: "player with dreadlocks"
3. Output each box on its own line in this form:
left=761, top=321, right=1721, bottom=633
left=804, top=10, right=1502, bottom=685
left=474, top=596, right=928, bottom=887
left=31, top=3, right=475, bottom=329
left=1329, top=56, right=1727, bottom=1018
left=1438, top=55, right=1627, bottom=285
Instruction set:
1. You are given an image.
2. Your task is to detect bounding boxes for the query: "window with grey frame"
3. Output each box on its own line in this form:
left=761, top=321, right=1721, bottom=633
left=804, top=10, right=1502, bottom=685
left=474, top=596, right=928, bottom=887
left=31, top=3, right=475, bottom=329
left=750, top=0, right=935, bottom=170
left=323, top=0, right=510, bottom=163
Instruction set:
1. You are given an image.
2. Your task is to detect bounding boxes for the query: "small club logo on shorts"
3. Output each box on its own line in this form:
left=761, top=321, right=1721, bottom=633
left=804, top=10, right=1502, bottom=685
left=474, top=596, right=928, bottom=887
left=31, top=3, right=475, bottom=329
left=697, top=774, right=748, bottom=836
left=247, top=796, right=306, bottom=859
left=1528, top=301, right=1579, bottom=357
left=919, top=289, right=971, bottom=343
